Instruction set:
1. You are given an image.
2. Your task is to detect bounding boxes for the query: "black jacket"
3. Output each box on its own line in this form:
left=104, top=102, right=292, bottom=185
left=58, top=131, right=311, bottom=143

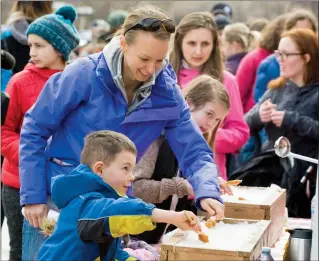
left=2, top=36, right=30, bottom=74
left=2, top=19, right=31, bottom=74
left=244, top=81, right=318, bottom=218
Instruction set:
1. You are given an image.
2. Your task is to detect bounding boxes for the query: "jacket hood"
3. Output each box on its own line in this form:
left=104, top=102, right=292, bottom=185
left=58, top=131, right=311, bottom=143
left=51, top=164, right=122, bottom=209
left=7, top=15, right=30, bottom=45
left=24, top=62, right=61, bottom=80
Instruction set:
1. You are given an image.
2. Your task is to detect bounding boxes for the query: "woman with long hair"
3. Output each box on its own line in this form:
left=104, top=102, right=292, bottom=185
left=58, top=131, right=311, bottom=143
left=254, top=9, right=318, bottom=103
left=170, top=12, right=249, bottom=179
left=245, top=28, right=318, bottom=218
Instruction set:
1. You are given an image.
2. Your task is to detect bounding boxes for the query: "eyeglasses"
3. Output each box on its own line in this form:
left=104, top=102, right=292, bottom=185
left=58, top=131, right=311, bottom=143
left=274, top=50, right=305, bottom=61
left=123, top=18, right=176, bottom=36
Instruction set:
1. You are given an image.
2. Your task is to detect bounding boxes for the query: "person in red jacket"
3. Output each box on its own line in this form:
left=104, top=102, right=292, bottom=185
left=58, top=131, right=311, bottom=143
left=235, top=13, right=289, bottom=113
left=1, top=6, right=79, bottom=261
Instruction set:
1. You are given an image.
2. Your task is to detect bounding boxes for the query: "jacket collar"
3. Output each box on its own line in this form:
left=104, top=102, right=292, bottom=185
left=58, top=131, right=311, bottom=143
left=95, top=41, right=178, bottom=110
left=24, top=62, right=62, bottom=80
left=101, top=36, right=168, bottom=102
left=51, top=164, right=125, bottom=209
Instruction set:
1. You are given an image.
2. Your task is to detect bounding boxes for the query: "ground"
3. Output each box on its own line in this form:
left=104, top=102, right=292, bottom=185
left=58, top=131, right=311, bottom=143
left=2, top=218, right=10, bottom=261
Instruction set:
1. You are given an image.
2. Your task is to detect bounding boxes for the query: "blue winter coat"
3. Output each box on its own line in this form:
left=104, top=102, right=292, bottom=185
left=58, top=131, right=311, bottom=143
left=1, top=69, right=12, bottom=91
left=19, top=49, right=221, bottom=209
left=242, top=54, right=280, bottom=162
left=254, top=54, right=280, bottom=103
left=38, top=164, right=156, bottom=261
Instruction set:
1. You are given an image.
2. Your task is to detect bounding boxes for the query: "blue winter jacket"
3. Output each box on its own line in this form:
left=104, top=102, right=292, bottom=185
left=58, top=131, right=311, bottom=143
left=1, top=69, right=12, bottom=91
left=19, top=39, right=221, bottom=209
left=38, top=164, right=156, bottom=261
left=254, top=54, right=280, bottom=103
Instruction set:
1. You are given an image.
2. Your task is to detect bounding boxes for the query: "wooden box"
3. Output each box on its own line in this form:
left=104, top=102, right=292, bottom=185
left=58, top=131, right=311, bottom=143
left=222, top=186, right=286, bottom=247
left=161, top=218, right=271, bottom=261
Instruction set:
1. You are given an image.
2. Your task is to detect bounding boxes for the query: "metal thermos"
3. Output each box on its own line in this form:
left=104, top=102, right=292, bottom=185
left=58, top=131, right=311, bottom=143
left=287, top=229, right=312, bottom=261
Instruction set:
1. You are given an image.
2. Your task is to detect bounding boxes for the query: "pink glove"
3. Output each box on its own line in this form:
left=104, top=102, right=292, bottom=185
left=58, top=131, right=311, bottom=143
left=123, top=248, right=157, bottom=261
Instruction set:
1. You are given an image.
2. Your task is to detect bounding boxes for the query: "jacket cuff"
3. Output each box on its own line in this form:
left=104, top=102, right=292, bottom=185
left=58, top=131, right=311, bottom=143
left=282, top=111, right=295, bottom=130
left=251, top=110, right=263, bottom=129
left=160, top=179, right=178, bottom=202
left=20, top=193, right=47, bottom=207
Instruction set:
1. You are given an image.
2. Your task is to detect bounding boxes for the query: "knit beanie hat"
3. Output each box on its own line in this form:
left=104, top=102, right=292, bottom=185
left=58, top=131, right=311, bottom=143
left=26, top=5, right=80, bottom=61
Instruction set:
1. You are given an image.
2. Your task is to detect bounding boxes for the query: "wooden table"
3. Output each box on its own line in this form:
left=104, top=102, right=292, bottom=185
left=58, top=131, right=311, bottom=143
left=154, top=218, right=311, bottom=260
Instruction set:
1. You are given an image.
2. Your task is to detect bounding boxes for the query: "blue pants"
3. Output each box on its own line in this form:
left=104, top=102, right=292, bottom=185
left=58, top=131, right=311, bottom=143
left=21, top=160, right=73, bottom=260
left=22, top=219, right=47, bottom=261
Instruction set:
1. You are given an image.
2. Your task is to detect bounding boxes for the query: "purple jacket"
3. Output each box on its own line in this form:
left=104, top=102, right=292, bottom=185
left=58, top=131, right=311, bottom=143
left=225, top=52, right=247, bottom=76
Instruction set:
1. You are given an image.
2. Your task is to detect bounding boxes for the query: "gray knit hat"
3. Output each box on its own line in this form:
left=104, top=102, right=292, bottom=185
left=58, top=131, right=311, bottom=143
left=26, top=5, right=80, bottom=61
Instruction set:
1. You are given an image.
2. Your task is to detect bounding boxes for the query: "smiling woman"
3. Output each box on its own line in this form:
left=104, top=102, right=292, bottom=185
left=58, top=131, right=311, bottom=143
left=18, top=3, right=226, bottom=260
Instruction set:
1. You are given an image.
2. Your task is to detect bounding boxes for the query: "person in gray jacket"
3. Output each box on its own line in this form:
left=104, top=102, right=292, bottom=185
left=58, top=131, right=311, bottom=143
left=245, top=28, right=318, bottom=218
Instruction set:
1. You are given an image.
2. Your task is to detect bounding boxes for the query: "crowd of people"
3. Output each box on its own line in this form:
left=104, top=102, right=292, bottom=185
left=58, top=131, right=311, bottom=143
left=1, top=1, right=318, bottom=261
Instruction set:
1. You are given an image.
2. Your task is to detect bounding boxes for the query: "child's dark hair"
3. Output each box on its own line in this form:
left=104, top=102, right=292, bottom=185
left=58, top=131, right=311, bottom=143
left=81, top=131, right=137, bottom=167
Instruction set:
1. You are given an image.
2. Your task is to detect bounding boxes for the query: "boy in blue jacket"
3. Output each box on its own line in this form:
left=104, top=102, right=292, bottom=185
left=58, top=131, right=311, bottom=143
left=38, top=130, right=200, bottom=261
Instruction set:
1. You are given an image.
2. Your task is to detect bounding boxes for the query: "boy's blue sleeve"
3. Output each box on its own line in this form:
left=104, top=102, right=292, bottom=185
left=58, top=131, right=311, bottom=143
left=164, top=85, right=222, bottom=209
left=77, top=194, right=156, bottom=241
left=19, top=60, right=90, bottom=206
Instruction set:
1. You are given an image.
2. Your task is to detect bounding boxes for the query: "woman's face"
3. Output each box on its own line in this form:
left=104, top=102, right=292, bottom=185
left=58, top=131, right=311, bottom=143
left=181, top=28, right=214, bottom=68
left=188, top=100, right=228, bottom=134
left=277, top=37, right=309, bottom=83
left=121, top=31, right=169, bottom=82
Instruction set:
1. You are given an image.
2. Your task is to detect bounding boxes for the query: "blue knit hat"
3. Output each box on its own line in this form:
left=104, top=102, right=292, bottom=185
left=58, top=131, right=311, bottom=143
left=26, top=5, right=80, bottom=61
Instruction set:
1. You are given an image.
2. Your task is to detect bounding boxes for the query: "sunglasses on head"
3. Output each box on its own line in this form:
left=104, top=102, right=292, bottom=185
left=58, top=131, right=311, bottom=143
left=123, top=18, right=176, bottom=36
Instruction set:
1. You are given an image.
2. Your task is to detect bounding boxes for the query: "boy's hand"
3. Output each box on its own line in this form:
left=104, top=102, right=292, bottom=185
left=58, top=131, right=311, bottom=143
left=172, top=211, right=200, bottom=232
left=151, top=209, right=200, bottom=232
left=200, top=198, right=224, bottom=220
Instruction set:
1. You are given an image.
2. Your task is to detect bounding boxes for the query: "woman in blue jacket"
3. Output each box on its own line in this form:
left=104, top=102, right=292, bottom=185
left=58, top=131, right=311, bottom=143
left=19, top=4, right=224, bottom=260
